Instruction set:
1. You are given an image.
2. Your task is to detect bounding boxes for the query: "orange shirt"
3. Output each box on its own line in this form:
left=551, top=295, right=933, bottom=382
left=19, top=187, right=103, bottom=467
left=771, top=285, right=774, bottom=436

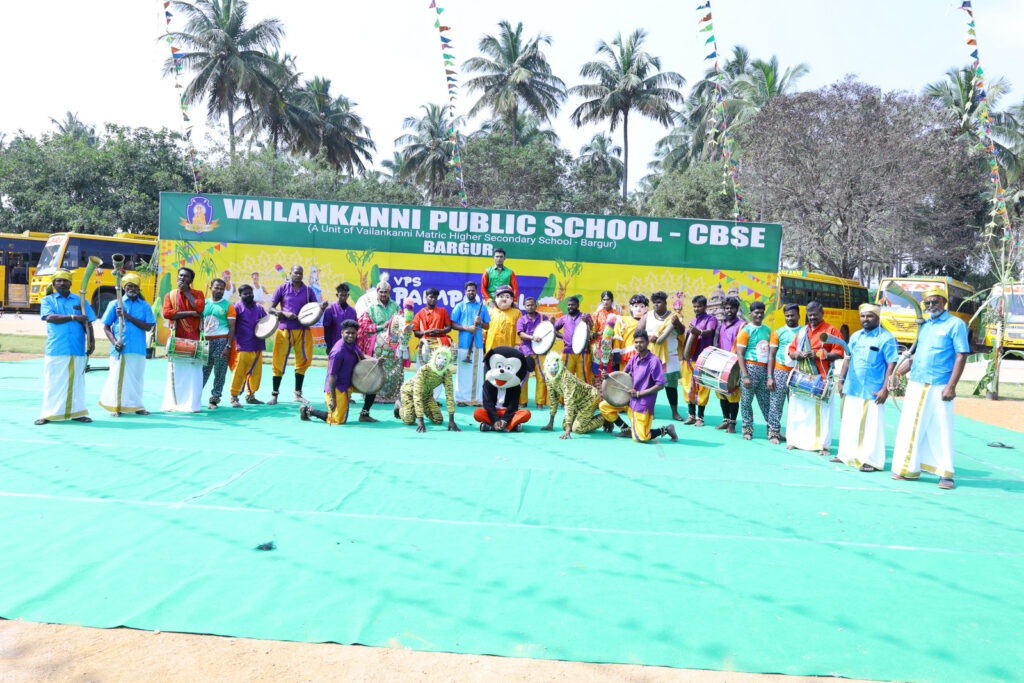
left=413, top=306, right=452, bottom=345
left=162, top=288, right=206, bottom=340
left=785, top=321, right=842, bottom=378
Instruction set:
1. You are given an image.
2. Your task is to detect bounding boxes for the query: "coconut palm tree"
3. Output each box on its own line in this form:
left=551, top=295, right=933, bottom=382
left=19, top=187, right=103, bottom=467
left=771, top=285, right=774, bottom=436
left=236, top=52, right=317, bottom=154
left=49, top=112, right=98, bottom=146
left=164, top=0, right=284, bottom=158
left=299, top=77, right=375, bottom=174
left=578, top=133, right=624, bottom=182
left=729, top=56, right=809, bottom=127
left=569, top=29, right=685, bottom=198
left=463, top=20, right=567, bottom=146
left=395, top=103, right=460, bottom=201
left=471, top=113, right=560, bottom=146
left=381, top=151, right=410, bottom=181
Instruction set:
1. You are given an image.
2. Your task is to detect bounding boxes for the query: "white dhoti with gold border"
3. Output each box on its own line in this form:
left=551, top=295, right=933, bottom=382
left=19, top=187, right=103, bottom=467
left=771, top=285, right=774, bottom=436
left=785, top=393, right=833, bottom=452
left=891, top=381, right=955, bottom=479
left=99, top=353, right=147, bottom=414
left=163, top=357, right=203, bottom=413
left=455, top=346, right=485, bottom=404
left=40, top=355, right=88, bottom=421
left=837, top=395, right=886, bottom=470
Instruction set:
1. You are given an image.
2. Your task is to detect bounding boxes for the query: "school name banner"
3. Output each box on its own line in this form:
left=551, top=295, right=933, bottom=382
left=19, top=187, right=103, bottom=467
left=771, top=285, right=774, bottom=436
left=159, top=193, right=782, bottom=272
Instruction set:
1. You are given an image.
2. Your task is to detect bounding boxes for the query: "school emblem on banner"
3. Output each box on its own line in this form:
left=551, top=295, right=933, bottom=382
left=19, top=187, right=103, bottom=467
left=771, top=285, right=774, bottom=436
left=180, top=196, right=219, bottom=234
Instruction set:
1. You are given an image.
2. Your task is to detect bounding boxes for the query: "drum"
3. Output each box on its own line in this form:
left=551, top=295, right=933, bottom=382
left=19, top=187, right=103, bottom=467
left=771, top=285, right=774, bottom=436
left=692, top=346, right=740, bottom=393
left=601, top=370, right=633, bottom=408
left=352, top=358, right=385, bottom=395
left=531, top=320, right=556, bottom=355
left=571, top=318, right=590, bottom=354
left=254, top=314, right=278, bottom=339
left=297, top=302, right=323, bottom=327
left=166, top=334, right=209, bottom=364
left=787, top=368, right=834, bottom=403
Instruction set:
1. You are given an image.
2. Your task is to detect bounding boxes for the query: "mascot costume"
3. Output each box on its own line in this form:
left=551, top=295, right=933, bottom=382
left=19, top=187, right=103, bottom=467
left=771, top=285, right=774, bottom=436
left=541, top=354, right=608, bottom=438
left=613, top=294, right=648, bottom=371
left=475, top=345, right=532, bottom=432
left=394, top=345, right=460, bottom=432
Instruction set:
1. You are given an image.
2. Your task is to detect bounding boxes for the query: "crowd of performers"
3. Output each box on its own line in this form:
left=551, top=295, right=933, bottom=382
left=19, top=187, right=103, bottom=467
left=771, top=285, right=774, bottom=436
left=35, top=251, right=968, bottom=489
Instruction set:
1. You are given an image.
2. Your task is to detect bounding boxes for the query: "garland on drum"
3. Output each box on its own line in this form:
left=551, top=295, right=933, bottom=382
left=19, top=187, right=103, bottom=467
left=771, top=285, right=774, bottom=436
left=427, top=1, right=468, bottom=208
left=696, top=1, right=745, bottom=222
left=160, top=1, right=203, bottom=194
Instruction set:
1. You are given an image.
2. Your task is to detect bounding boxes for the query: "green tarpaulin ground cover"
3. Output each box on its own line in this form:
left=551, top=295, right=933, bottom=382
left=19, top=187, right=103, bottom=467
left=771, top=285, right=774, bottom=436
left=1, top=358, right=1022, bottom=681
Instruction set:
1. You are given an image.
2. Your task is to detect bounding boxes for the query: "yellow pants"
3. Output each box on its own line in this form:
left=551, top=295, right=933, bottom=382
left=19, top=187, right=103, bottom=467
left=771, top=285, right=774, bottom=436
left=230, top=351, right=263, bottom=397
left=521, top=354, right=549, bottom=407
left=599, top=401, right=655, bottom=442
left=272, top=328, right=313, bottom=376
left=565, top=352, right=593, bottom=385
left=716, top=390, right=740, bottom=403
left=325, top=388, right=351, bottom=425
left=680, top=360, right=710, bottom=406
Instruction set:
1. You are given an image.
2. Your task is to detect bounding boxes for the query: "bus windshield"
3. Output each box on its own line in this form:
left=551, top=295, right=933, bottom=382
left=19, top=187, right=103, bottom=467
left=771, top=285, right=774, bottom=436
left=990, top=287, right=1024, bottom=323
left=879, top=288, right=923, bottom=312
left=35, top=237, right=67, bottom=276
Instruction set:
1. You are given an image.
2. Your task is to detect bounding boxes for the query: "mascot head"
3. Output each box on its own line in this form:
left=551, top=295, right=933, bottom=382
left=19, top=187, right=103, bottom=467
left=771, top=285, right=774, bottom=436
left=484, top=346, right=527, bottom=389
left=495, top=284, right=514, bottom=310
left=629, top=293, right=649, bottom=320
left=543, top=354, right=564, bottom=381
left=429, top=346, right=454, bottom=375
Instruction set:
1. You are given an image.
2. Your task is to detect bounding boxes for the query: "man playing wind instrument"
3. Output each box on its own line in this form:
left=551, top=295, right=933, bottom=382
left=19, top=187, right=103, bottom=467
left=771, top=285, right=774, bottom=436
left=36, top=271, right=97, bottom=425
left=99, top=273, right=155, bottom=416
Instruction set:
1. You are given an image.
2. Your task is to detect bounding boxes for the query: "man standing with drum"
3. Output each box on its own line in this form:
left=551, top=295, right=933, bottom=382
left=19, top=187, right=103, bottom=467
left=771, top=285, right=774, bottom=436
left=162, top=267, right=205, bottom=413
left=680, top=295, right=717, bottom=426
left=451, top=281, right=490, bottom=407
left=201, top=278, right=236, bottom=409
left=785, top=300, right=844, bottom=455
left=267, top=265, right=326, bottom=405
left=516, top=297, right=550, bottom=408
left=766, top=303, right=801, bottom=444
left=480, top=248, right=518, bottom=306
left=713, top=296, right=745, bottom=433
left=99, top=273, right=155, bottom=416
left=228, top=284, right=268, bottom=407
left=36, top=270, right=97, bottom=425
left=554, top=296, right=594, bottom=385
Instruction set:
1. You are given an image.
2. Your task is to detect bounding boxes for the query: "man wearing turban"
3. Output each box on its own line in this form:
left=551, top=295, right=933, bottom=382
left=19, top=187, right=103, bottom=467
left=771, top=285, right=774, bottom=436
left=35, top=271, right=97, bottom=424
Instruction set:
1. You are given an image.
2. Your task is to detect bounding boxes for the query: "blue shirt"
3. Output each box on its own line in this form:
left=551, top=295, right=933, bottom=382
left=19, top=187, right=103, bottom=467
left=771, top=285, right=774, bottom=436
left=909, top=310, right=970, bottom=385
left=844, top=326, right=899, bottom=401
left=102, top=296, right=156, bottom=357
left=40, top=292, right=97, bottom=357
left=451, top=299, right=490, bottom=349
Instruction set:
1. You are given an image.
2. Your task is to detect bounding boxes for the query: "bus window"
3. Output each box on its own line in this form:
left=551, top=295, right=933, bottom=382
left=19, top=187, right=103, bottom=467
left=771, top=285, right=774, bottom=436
left=61, top=243, right=80, bottom=270
left=851, top=287, right=869, bottom=308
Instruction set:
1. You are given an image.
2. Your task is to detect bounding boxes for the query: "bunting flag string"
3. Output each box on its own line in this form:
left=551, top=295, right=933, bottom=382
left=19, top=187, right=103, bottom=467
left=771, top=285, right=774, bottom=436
left=175, top=242, right=229, bottom=266
left=958, top=1, right=1016, bottom=245
left=428, top=2, right=467, bottom=207
left=161, top=0, right=203, bottom=194
left=697, top=2, right=745, bottom=222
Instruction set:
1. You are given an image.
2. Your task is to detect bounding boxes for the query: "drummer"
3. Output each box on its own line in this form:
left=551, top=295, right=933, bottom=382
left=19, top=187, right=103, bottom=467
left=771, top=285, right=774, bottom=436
left=713, top=296, right=744, bottom=434
left=553, top=296, right=593, bottom=384
left=161, top=267, right=206, bottom=413
left=590, top=291, right=619, bottom=385
left=784, top=300, right=843, bottom=456
left=680, top=295, right=717, bottom=426
left=228, top=283, right=269, bottom=407
left=516, top=296, right=549, bottom=408
left=267, top=265, right=327, bottom=405
left=598, top=328, right=678, bottom=443
left=300, top=319, right=363, bottom=425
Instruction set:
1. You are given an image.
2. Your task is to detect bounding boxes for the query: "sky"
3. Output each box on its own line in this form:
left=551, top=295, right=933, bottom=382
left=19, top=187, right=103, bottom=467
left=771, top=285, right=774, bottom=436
left=1, top=0, right=1022, bottom=191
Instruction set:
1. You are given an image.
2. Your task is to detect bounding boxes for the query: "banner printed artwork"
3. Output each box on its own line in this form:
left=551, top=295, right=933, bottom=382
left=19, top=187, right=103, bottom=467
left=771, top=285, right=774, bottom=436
left=160, top=1, right=202, bottom=194
left=429, top=1, right=468, bottom=208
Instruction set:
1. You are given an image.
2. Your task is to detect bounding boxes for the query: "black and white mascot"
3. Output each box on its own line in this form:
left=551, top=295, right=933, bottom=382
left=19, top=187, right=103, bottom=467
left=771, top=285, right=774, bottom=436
left=474, top=345, right=532, bottom=432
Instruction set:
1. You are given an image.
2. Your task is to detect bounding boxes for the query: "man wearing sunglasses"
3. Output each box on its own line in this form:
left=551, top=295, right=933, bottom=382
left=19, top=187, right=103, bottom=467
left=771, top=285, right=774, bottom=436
left=889, top=286, right=969, bottom=489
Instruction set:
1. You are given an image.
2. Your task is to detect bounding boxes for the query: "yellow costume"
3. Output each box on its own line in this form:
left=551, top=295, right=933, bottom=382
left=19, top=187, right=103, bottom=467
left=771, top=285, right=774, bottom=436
left=485, top=307, right=522, bottom=351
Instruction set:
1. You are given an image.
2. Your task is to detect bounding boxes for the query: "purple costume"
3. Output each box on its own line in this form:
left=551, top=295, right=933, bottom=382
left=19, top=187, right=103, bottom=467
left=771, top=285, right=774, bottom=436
left=554, top=312, right=593, bottom=355
left=325, top=339, right=361, bottom=393
left=271, top=283, right=318, bottom=330
left=322, top=302, right=358, bottom=351
left=625, top=351, right=666, bottom=414
left=233, top=301, right=267, bottom=353
left=688, top=312, right=718, bottom=360
left=716, top=317, right=744, bottom=354
left=516, top=312, right=547, bottom=356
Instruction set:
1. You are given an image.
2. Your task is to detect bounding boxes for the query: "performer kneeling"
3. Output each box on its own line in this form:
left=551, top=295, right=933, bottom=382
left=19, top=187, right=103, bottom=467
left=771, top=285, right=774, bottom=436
left=99, top=274, right=156, bottom=416
left=541, top=354, right=605, bottom=439
left=833, top=303, right=898, bottom=471
left=394, top=345, right=461, bottom=433
left=474, top=345, right=531, bottom=432
left=300, top=319, right=361, bottom=425
left=599, top=329, right=678, bottom=443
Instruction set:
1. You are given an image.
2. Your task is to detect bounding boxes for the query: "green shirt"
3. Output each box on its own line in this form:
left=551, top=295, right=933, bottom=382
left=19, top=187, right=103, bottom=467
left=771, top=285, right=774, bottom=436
left=483, top=265, right=513, bottom=297
left=773, top=324, right=800, bottom=369
left=739, top=323, right=772, bottom=364
left=203, top=298, right=234, bottom=338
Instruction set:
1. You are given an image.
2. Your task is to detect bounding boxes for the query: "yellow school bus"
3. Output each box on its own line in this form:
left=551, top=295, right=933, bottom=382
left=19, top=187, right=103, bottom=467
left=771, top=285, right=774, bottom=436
left=0, top=231, right=49, bottom=311
left=984, top=282, right=1024, bottom=350
left=876, top=276, right=979, bottom=346
left=30, top=232, right=159, bottom=313
left=771, top=270, right=869, bottom=340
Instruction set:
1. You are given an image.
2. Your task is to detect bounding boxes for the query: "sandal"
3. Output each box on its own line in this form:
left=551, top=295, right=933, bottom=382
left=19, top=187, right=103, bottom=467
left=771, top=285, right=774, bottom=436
left=136, top=410, right=150, bottom=416
left=938, top=477, right=956, bottom=489
left=72, top=416, right=92, bottom=423
left=859, top=464, right=878, bottom=472
left=33, top=418, right=48, bottom=425
left=230, top=397, right=242, bottom=408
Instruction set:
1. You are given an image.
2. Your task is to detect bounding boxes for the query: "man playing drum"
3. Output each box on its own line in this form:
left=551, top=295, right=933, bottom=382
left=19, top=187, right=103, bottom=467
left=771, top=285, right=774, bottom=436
left=201, top=277, right=235, bottom=409
left=99, top=273, right=155, bottom=416
left=554, top=296, right=593, bottom=385
left=541, top=354, right=605, bottom=438
left=713, top=296, right=745, bottom=433
left=228, top=284, right=268, bottom=407
left=785, top=300, right=843, bottom=455
left=162, top=267, right=206, bottom=413
left=736, top=300, right=772, bottom=440
left=833, top=303, right=898, bottom=472
left=485, top=285, right=522, bottom=351
left=599, top=328, right=678, bottom=443
left=268, top=265, right=326, bottom=405
left=680, top=294, right=717, bottom=426
left=451, top=281, right=490, bottom=407
left=516, top=296, right=549, bottom=408
left=766, top=303, right=801, bottom=444
left=36, top=270, right=97, bottom=425
left=300, top=319, right=363, bottom=425
left=889, top=287, right=969, bottom=489
left=638, top=291, right=686, bottom=421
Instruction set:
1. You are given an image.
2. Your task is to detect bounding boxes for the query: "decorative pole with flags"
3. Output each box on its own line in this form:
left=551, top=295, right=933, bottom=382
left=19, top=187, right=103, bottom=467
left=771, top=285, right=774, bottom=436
left=429, top=1, right=468, bottom=207
left=161, top=0, right=203, bottom=194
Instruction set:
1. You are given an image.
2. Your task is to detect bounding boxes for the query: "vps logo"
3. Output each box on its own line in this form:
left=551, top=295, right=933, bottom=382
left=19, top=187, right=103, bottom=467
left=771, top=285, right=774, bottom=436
left=179, top=196, right=219, bottom=234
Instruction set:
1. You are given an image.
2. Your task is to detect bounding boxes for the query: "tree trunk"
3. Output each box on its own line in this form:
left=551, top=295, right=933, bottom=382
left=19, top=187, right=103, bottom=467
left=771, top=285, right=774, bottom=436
left=227, top=107, right=236, bottom=159
left=621, top=110, right=629, bottom=200
left=511, top=103, right=518, bottom=147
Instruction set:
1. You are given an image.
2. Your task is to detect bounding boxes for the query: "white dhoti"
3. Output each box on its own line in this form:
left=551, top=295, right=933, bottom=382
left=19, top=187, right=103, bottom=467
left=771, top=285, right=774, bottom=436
left=40, top=355, right=88, bottom=421
left=163, top=358, right=203, bottom=413
left=99, top=353, right=147, bottom=414
left=837, top=395, right=886, bottom=470
left=891, top=381, right=955, bottom=479
left=785, top=393, right=833, bottom=452
left=455, top=346, right=485, bottom=404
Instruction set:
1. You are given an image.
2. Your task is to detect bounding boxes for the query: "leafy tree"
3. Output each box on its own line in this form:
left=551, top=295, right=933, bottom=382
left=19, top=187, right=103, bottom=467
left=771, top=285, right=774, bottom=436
left=569, top=29, right=685, bottom=198
left=563, top=159, right=624, bottom=216
left=395, top=103, right=459, bottom=201
left=644, top=161, right=735, bottom=220
left=164, top=0, right=285, bottom=158
left=49, top=112, right=98, bottom=146
left=381, top=151, right=410, bottom=181
left=471, top=113, right=559, bottom=146
left=728, top=56, right=809, bottom=130
left=298, top=76, right=375, bottom=174
left=236, top=52, right=317, bottom=154
left=464, top=20, right=567, bottom=146
left=577, top=132, right=624, bottom=183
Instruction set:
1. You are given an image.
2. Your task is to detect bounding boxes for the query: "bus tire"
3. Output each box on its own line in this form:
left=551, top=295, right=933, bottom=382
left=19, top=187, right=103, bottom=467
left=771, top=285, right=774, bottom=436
left=93, top=287, right=117, bottom=316
left=840, top=325, right=850, bottom=342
